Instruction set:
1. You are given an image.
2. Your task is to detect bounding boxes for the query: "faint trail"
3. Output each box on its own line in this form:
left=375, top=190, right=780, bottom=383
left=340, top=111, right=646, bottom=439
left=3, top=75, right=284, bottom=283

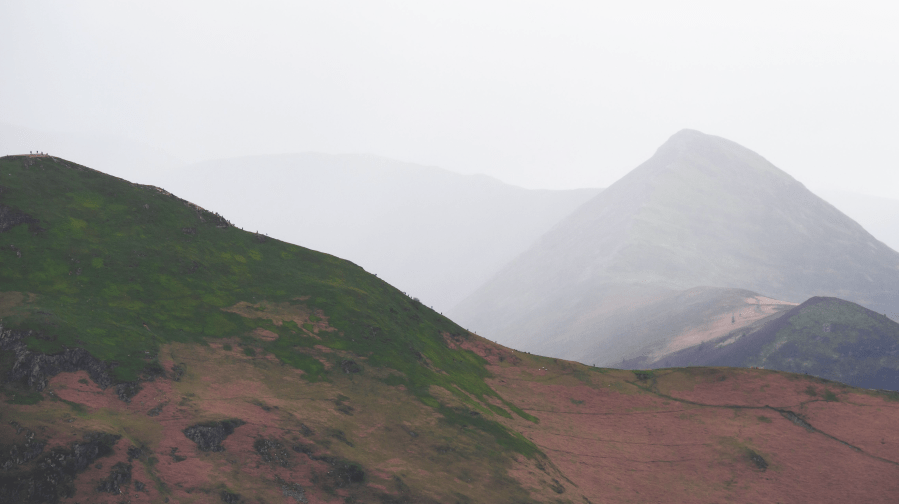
left=626, top=378, right=899, bottom=467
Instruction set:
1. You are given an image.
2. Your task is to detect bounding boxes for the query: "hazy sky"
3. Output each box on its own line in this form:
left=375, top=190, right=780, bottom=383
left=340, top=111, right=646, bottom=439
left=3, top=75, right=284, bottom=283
left=2, top=1, right=898, bottom=198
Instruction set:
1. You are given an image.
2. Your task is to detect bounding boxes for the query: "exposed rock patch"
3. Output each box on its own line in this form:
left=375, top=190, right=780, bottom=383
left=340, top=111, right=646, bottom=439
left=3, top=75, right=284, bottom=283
left=313, top=455, right=365, bottom=489
left=0, top=424, right=45, bottom=470
left=183, top=419, right=245, bottom=452
left=220, top=489, right=243, bottom=503
left=254, top=438, right=292, bottom=467
left=281, top=482, right=307, bottom=503
left=747, top=449, right=768, bottom=471
left=114, top=381, right=142, bottom=403
left=0, top=324, right=114, bottom=391
left=170, top=362, right=186, bottom=381
left=96, top=461, right=132, bottom=494
left=340, top=360, right=361, bottom=374
left=0, top=432, right=119, bottom=504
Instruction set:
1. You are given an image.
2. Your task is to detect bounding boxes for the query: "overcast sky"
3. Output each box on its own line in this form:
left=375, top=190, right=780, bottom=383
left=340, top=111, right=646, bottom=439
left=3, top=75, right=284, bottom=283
left=2, top=1, right=898, bottom=198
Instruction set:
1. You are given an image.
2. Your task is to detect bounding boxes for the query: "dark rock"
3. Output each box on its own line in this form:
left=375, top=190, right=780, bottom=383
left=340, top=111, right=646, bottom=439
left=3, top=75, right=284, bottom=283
left=183, top=419, right=245, bottom=452
left=549, top=478, right=565, bottom=494
left=147, top=403, right=165, bottom=417
left=220, top=490, right=242, bottom=503
left=134, top=480, right=146, bottom=492
left=0, top=432, right=119, bottom=504
left=291, top=443, right=314, bottom=455
left=0, top=204, right=38, bottom=234
left=281, top=482, right=307, bottom=503
left=169, top=447, right=186, bottom=462
left=127, top=445, right=145, bottom=461
left=313, top=455, right=365, bottom=488
left=776, top=409, right=814, bottom=431
left=340, top=360, right=361, bottom=374
left=96, top=462, right=132, bottom=494
left=0, top=323, right=114, bottom=391
left=253, top=233, right=266, bottom=243
left=747, top=449, right=768, bottom=471
left=170, top=363, right=186, bottom=382
left=181, top=227, right=197, bottom=235
left=141, top=361, right=166, bottom=381
left=115, top=381, right=142, bottom=402
left=0, top=438, right=45, bottom=470
left=254, top=438, right=292, bottom=467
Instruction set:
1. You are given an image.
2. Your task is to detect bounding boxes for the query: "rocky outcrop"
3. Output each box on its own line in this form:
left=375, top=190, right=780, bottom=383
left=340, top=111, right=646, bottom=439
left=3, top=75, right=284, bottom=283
left=0, top=422, right=44, bottom=471
left=96, top=462, right=132, bottom=494
left=183, top=419, right=245, bottom=452
left=0, top=186, right=43, bottom=235
left=254, top=438, right=292, bottom=467
left=0, top=432, right=119, bottom=504
left=0, top=204, right=39, bottom=234
left=0, top=324, right=114, bottom=391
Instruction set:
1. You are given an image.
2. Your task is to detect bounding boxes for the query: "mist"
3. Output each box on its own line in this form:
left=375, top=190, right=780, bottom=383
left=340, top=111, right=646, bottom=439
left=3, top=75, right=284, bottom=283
left=1, top=1, right=897, bottom=198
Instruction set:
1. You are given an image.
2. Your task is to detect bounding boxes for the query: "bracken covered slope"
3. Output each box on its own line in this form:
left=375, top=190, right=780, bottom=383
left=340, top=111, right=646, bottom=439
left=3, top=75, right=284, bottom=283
left=1, top=155, right=899, bottom=503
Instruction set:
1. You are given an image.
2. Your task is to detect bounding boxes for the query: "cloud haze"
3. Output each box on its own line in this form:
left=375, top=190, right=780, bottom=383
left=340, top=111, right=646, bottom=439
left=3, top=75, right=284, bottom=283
left=1, top=1, right=897, bottom=198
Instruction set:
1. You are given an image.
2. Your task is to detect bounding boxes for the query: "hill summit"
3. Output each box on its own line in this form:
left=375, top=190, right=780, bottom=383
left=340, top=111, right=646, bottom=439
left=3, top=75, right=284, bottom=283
left=451, top=129, right=899, bottom=365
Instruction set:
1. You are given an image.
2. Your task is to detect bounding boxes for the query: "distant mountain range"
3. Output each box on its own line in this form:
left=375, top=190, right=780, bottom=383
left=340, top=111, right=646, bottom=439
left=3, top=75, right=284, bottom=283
left=451, top=129, right=899, bottom=366
left=153, top=153, right=600, bottom=312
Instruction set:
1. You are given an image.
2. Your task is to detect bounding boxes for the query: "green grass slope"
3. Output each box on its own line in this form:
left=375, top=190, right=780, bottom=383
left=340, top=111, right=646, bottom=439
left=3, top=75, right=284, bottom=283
left=0, top=154, right=533, bottom=448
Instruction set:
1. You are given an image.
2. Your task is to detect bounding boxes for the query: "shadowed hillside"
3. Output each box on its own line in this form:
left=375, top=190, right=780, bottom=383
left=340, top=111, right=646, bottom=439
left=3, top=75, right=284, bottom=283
left=451, top=129, right=899, bottom=366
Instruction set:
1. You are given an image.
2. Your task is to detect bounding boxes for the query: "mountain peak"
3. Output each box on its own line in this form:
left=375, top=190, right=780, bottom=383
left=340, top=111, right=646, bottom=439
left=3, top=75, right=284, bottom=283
left=645, top=129, right=790, bottom=182
left=452, top=131, right=899, bottom=365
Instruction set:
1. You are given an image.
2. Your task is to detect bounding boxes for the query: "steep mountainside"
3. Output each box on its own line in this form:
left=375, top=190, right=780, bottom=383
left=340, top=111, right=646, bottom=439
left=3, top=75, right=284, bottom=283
left=656, top=297, right=899, bottom=390
left=451, top=129, right=899, bottom=365
left=152, top=153, right=600, bottom=312
left=816, top=189, right=899, bottom=253
left=2, top=155, right=899, bottom=503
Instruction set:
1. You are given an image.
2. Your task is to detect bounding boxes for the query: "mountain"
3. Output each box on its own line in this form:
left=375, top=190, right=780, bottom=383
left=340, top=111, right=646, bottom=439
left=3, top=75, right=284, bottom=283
left=4, top=154, right=899, bottom=502
left=151, top=153, right=600, bottom=312
left=581, top=287, right=798, bottom=368
left=450, top=129, right=899, bottom=366
left=655, top=297, right=899, bottom=390
left=815, top=189, right=899, bottom=254
left=0, top=122, right=183, bottom=183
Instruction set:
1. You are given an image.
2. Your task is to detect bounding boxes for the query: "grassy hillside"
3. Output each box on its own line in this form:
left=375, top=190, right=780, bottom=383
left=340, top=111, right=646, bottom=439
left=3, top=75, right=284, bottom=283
left=0, top=154, right=534, bottom=445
